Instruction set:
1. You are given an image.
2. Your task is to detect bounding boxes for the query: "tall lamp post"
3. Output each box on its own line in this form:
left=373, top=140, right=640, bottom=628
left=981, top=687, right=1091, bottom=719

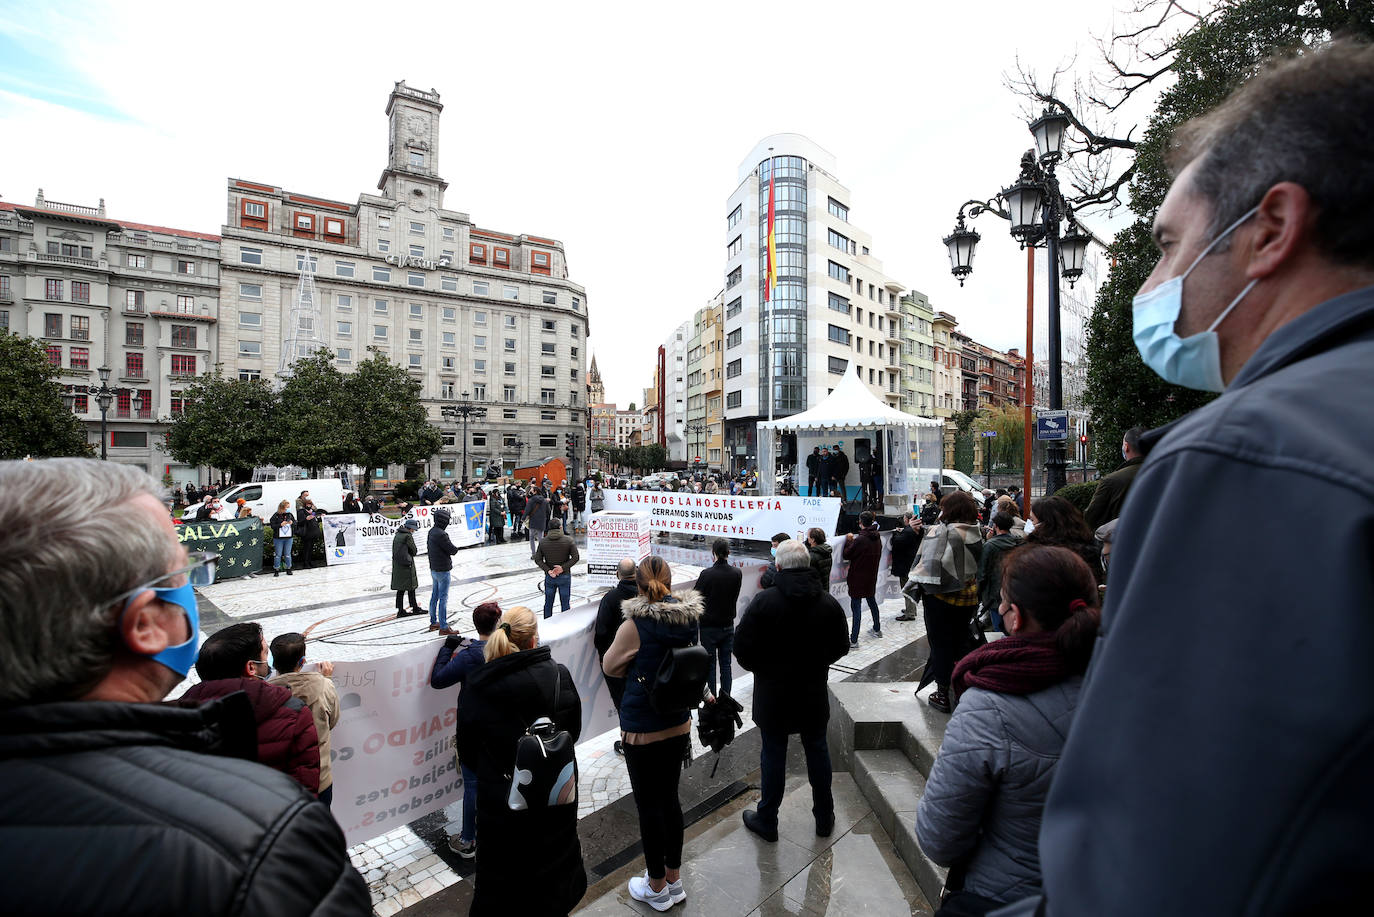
left=441, top=391, right=487, bottom=487
left=65, top=366, right=147, bottom=461
left=684, top=422, right=706, bottom=469
left=941, top=107, right=1091, bottom=495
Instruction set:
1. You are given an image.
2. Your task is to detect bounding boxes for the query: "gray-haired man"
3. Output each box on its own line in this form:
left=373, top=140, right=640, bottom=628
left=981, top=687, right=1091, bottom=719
left=0, top=458, right=366, bottom=914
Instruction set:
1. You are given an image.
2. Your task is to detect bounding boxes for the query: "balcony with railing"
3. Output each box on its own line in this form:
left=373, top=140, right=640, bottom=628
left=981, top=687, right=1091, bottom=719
left=34, top=191, right=106, bottom=218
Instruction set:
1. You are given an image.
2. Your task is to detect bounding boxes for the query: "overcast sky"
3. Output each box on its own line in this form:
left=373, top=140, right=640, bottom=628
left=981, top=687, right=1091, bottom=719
left=0, top=0, right=1170, bottom=406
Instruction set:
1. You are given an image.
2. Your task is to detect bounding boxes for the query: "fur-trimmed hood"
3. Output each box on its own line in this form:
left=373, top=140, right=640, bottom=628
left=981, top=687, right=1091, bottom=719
left=621, top=590, right=704, bottom=627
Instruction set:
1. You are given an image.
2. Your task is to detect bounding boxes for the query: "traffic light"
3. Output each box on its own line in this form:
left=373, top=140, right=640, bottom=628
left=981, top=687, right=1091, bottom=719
left=565, top=434, right=575, bottom=460
left=1079, top=434, right=1088, bottom=444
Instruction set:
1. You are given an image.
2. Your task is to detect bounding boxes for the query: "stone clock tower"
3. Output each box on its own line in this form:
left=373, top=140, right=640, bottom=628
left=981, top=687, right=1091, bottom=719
left=377, top=81, right=448, bottom=209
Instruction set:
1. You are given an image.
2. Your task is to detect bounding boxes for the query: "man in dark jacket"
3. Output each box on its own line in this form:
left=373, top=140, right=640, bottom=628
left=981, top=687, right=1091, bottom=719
left=1014, top=44, right=1374, bottom=917
left=735, top=539, right=850, bottom=843
left=533, top=526, right=580, bottom=618
left=507, top=484, right=527, bottom=538
left=889, top=511, right=923, bottom=621
left=805, top=527, right=833, bottom=593
left=758, top=531, right=790, bottom=589
left=427, top=508, right=460, bottom=635
left=0, top=458, right=367, bottom=916
left=594, top=558, right=639, bottom=755
left=695, top=538, right=743, bottom=697
left=182, top=622, right=322, bottom=794
left=363, top=492, right=382, bottom=514
left=1083, top=426, right=1146, bottom=530
left=816, top=447, right=833, bottom=498
left=841, top=511, right=883, bottom=645
left=976, top=513, right=1020, bottom=632
left=524, top=487, right=550, bottom=547
left=831, top=445, right=850, bottom=498
left=805, top=447, right=820, bottom=496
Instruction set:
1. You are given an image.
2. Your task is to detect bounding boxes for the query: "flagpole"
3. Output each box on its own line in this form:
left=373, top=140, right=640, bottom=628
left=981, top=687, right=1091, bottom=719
left=766, top=146, right=774, bottom=425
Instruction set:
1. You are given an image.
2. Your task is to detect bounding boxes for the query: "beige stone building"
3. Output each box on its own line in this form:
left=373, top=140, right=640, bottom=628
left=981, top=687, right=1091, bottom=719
left=1, top=193, right=219, bottom=485
left=685, top=293, right=725, bottom=470
left=217, top=81, right=589, bottom=484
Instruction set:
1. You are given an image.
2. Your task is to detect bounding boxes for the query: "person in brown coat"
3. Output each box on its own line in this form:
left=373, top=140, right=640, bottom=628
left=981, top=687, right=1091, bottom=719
left=182, top=622, right=321, bottom=794
left=841, top=511, right=883, bottom=646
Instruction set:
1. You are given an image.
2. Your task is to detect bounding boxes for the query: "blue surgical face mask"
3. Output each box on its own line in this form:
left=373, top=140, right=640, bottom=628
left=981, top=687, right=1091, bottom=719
left=769, top=547, right=777, bottom=557
left=112, top=552, right=216, bottom=679
left=1132, top=206, right=1260, bottom=392
left=123, top=580, right=200, bottom=678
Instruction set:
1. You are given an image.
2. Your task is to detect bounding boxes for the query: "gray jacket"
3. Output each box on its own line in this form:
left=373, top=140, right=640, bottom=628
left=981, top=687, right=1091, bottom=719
left=916, top=678, right=1082, bottom=904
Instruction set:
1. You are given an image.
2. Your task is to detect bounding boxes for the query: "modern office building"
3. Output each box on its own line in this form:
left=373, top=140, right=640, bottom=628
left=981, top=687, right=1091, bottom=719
left=720, top=134, right=906, bottom=470
left=1, top=193, right=220, bottom=484
left=217, top=81, right=589, bottom=483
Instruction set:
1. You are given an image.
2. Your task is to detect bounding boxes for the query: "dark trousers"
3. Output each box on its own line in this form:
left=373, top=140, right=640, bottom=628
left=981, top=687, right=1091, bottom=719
left=807, top=474, right=817, bottom=496
left=924, top=594, right=975, bottom=690
left=757, top=727, right=833, bottom=828
left=699, top=624, right=734, bottom=696
left=318, top=784, right=333, bottom=808
left=395, top=588, right=417, bottom=610
left=849, top=595, right=880, bottom=641
left=299, top=536, right=317, bottom=568
left=624, top=733, right=689, bottom=880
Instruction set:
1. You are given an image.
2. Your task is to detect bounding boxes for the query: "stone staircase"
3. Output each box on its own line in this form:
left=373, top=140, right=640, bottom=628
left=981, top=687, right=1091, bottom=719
left=827, top=680, right=952, bottom=908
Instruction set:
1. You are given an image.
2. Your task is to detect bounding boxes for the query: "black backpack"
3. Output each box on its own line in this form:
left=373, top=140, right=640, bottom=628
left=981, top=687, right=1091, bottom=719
left=641, top=627, right=710, bottom=715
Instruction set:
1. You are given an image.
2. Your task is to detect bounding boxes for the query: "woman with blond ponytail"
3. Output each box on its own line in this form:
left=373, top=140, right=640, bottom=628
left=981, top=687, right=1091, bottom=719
left=602, top=555, right=704, bottom=910
left=456, top=606, right=585, bottom=915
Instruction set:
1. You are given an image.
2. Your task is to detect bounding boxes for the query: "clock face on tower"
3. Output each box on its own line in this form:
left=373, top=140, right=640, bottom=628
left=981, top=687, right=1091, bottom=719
left=407, top=113, right=428, bottom=139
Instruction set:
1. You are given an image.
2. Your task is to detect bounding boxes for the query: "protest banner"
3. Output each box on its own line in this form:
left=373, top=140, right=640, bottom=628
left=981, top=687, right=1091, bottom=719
left=600, top=489, right=841, bottom=542
left=176, top=517, right=263, bottom=580
left=329, top=596, right=614, bottom=846
left=322, top=501, right=487, bottom=566
left=585, top=511, right=651, bottom=586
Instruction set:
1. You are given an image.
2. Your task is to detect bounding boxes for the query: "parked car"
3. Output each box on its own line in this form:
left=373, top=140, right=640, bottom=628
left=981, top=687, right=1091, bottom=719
left=200, top=478, right=346, bottom=522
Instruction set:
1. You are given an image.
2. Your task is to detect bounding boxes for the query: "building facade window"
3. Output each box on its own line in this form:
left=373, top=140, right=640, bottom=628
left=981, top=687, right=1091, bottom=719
left=238, top=341, right=261, bottom=357
left=239, top=282, right=262, bottom=300
left=728, top=204, right=743, bottom=230
left=726, top=297, right=742, bottom=318
left=726, top=266, right=742, bottom=289
left=176, top=295, right=195, bottom=313
left=473, top=281, right=489, bottom=296
left=70, top=347, right=89, bottom=370
left=127, top=253, right=147, bottom=269
left=71, top=281, right=90, bottom=303
left=126, top=290, right=145, bottom=311
left=125, top=352, right=144, bottom=377
left=46, top=279, right=63, bottom=301
left=726, top=391, right=742, bottom=409
left=240, top=246, right=262, bottom=265
left=70, top=315, right=90, bottom=340
left=827, top=324, right=850, bottom=345
left=531, top=251, right=551, bottom=274
left=726, top=328, right=742, bottom=348
left=170, top=325, right=196, bottom=348
left=827, top=261, right=850, bottom=283
left=335, top=260, right=355, bottom=277
left=829, top=292, right=850, bottom=313
left=828, top=197, right=849, bottom=221
left=126, top=322, right=144, bottom=345
left=408, top=271, right=425, bottom=287
left=171, top=354, right=196, bottom=376
left=726, top=359, right=742, bottom=378
left=373, top=266, right=390, bottom=282
left=727, top=236, right=742, bottom=258
left=828, top=356, right=848, bottom=375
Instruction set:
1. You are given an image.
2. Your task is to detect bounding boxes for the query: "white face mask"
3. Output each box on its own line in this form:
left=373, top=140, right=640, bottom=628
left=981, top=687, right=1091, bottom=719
left=1131, top=206, right=1259, bottom=392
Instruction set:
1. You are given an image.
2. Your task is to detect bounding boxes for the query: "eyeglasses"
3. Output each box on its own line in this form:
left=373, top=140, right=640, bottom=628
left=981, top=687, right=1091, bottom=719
left=102, top=551, right=221, bottom=609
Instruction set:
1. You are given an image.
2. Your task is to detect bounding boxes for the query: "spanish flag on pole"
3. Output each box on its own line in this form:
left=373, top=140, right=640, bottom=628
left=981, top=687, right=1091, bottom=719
left=765, top=159, right=777, bottom=302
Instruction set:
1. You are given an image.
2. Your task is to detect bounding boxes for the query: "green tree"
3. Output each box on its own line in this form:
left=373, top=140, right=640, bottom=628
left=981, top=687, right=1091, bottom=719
left=270, top=349, right=355, bottom=473
left=163, top=371, right=278, bottom=480
left=980, top=404, right=1026, bottom=470
left=0, top=331, right=90, bottom=459
left=642, top=443, right=667, bottom=472
left=1019, top=0, right=1373, bottom=472
left=344, top=352, right=443, bottom=496
left=949, top=409, right=978, bottom=475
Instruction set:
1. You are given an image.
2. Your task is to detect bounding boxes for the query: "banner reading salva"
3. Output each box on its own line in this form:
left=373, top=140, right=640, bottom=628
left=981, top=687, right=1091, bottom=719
left=176, top=517, right=264, bottom=580
left=600, top=489, right=841, bottom=542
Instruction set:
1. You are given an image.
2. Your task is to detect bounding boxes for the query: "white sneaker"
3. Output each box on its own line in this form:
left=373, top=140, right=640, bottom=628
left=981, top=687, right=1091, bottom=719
left=667, top=878, right=686, bottom=905
left=628, top=873, right=676, bottom=911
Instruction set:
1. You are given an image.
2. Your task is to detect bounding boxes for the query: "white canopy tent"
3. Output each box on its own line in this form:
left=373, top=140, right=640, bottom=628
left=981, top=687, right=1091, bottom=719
left=755, top=367, right=943, bottom=511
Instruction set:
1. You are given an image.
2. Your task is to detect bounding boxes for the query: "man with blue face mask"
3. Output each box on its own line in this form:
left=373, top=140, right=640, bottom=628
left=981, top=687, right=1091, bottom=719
left=0, top=458, right=368, bottom=916
left=1003, top=40, right=1374, bottom=917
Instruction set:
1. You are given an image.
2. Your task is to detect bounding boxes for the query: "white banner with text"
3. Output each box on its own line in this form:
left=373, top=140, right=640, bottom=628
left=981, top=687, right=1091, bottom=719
left=322, top=502, right=487, bottom=566
left=600, top=489, right=841, bottom=542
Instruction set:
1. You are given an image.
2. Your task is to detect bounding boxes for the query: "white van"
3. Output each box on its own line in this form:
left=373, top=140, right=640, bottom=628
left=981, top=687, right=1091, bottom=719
left=209, top=478, right=346, bottom=521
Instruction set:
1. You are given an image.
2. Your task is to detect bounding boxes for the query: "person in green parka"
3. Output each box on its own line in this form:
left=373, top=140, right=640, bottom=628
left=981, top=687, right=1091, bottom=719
left=392, top=519, right=424, bottom=618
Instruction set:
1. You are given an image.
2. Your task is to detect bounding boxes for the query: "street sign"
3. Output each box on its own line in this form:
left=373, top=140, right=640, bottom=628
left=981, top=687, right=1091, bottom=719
left=979, top=430, right=997, bottom=438
left=1036, top=411, right=1069, bottom=441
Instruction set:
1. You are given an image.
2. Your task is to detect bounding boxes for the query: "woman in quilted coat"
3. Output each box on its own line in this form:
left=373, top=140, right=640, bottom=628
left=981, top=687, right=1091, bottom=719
left=915, top=544, right=1101, bottom=916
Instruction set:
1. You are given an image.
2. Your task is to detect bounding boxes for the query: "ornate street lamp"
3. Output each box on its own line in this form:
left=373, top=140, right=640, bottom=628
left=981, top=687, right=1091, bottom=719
left=442, top=391, right=487, bottom=486
left=80, top=366, right=146, bottom=461
left=942, top=214, right=981, bottom=287
left=938, top=105, right=1095, bottom=495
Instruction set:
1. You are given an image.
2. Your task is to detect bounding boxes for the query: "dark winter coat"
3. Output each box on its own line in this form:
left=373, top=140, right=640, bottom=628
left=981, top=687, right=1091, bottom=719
left=977, top=532, right=1021, bottom=611
left=618, top=591, right=705, bottom=735
left=182, top=677, right=321, bottom=795
left=507, top=488, right=527, bottom=515
left=343, top=495, right=362, bottom=514
left=524, top=492, right=549, bottom=530
left=363, top=495, right=382, bottom=514
left=807, top=542, right=834, bottom=592
left=832, top=449, right=850, bottom=484
left=456, top=646, right=585, bottom=916
left=487, top=491, right=505, bottom=530
left=917, top=677, right=1083, bottom=904
left=695, top=558, right=743, bottom=629
left=841, top=525, right=882, bottom=599
left=1082, top=456, right=1144, bottom=530
left=427, top=520, right=459, bottom=572
left=0, top=695, right=367, bottom=916
left=594, top=578, right=639, bottom=659
left=391, top=529, right=419, bottom=591
left=734, top=567, right=849, bottom=734
left=268, top=510, right=295, bottom=540
left=889, top=524, right=922, bottom=581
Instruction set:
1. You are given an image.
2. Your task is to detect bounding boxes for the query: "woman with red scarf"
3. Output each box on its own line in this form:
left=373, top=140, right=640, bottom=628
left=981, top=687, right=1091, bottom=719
left=915, top=544, right=1100, bottom=916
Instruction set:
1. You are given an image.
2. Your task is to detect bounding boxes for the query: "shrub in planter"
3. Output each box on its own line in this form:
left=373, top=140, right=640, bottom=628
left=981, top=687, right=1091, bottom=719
left=1054, top=481, right=1098, bottom=514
